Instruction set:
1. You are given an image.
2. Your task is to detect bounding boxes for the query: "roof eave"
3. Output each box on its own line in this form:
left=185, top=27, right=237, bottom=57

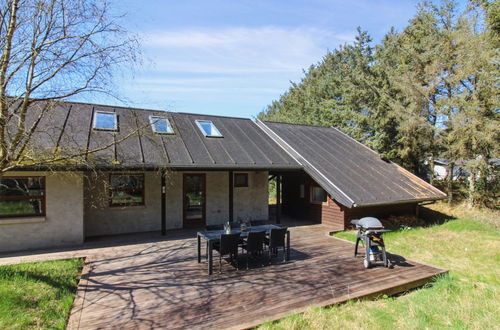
left=9, top=163, right=303, bottom=172
left=353, top=195, right=448, bottom=208
left=169, top=164, right=303, bottom=171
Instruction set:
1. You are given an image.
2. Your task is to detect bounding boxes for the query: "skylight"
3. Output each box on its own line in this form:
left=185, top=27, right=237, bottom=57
left=195, top=120, right=223, bottom=137
left=149, top=116, right=174, bottom=134
left=93, top=111, right=117, bottom=131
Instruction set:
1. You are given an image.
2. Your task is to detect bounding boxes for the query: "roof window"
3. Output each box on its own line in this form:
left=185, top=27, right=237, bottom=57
left=149, top=116, right=174, bottom=134
left=93, top=111, right=117, bottom=131
left=195, top=120, right=222, bottom=137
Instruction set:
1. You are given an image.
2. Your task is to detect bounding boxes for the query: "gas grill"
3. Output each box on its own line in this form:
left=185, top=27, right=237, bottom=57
left=351, top=217, right=391, bottom=269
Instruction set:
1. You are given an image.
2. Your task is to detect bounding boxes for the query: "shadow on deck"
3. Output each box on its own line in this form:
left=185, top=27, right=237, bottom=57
left=0, top=221, right=446, bottom=329
left=60, top=223, right=447, bottom=329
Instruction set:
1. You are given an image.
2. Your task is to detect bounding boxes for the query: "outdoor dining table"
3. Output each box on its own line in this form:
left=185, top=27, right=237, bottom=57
left=197, top=224, right=290, bottom=275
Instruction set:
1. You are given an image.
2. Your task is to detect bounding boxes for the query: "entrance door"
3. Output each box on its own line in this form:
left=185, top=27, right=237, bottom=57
left=183, top=174, right=206, bottom=228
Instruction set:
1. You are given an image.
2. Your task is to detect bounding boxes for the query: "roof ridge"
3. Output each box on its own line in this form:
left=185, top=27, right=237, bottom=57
left=54, top=99, right=170, bottom=114
left=172, top=111, right=252, bottom=120
left=50, top=99, right=253, bottom=120
left=263, top=120, right=334, bottom=129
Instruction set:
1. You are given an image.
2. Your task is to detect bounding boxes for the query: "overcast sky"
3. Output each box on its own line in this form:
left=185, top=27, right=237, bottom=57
left=83, top=1, right=446, bottom=118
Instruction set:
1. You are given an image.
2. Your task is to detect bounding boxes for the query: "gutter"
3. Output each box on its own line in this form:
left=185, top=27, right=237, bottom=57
left=9, top=164, right=303, bottom=172
left=353, top=196, right=447, bottom=208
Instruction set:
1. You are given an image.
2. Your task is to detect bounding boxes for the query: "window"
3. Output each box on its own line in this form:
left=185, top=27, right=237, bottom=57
left=195, top=120, right=223, bottom=137
left=299, top=184, right=305, bottom=198
left=94, top=111, right=117, bottom=131
left=109, top=174, right=144, bottom=206
left=234, top=173, right=248, bottom=187
left=149, top=116, right=174, bottom=134
left=0, top=177, right=45, bottom=218
left=310, top=185, right=327, bottom=204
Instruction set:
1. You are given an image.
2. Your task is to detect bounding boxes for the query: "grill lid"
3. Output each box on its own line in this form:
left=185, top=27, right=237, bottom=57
left=357, top=217, right=384, bottom=229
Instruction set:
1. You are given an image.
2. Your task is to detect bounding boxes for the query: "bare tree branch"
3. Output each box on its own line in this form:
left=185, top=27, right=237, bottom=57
left=0, top=0, right=140, bottom=173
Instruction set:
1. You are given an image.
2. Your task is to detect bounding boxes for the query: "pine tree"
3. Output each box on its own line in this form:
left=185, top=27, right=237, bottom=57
left=258, top=0, right=499, bottom=207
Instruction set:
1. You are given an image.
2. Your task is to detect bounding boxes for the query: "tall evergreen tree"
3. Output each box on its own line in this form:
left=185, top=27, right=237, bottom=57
left=259, top=0, right=499, bottom=207
left=448, top=2, right=500, bottom=208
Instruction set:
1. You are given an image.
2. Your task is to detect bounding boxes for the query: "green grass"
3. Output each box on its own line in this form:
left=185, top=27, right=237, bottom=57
left=258, top=204, right=500, bottom=329
left=0, top=258, right=84, bottom=329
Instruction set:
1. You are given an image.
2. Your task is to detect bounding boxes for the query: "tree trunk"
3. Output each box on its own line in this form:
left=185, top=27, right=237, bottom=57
left=0, top=0, right=20, bottom=164
left=467, top=169, right=476, bottom=209
left=429, top=156, right=435, bottom=185
left=447, top=162, right=454, bottom=204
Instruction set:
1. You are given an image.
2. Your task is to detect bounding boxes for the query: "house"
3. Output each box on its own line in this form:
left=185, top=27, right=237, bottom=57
left=425, top=158, right=466, bottom=180
left=0, top=101, right=446, bottom=253
left=425, top=157, right=499, bottom=181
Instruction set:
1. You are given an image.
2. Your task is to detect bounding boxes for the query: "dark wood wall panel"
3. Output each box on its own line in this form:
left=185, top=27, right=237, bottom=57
left=321, top=197, right=345, bottom=230
left=281, top=172, right=344, bottom=228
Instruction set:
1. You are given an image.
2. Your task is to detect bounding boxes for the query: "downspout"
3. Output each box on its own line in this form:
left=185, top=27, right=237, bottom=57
left=161, top=170, right=166, bottom=235
left=229, top=170, right=234, bottom=223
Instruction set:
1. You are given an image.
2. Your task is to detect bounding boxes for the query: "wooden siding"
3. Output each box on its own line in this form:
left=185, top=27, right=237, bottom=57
left=322, top=197, right=345, bottom=230
left=282, top=172, right=344, bottom=229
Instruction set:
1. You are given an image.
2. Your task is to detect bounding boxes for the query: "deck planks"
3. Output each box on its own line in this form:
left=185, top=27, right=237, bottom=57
left=65, top=224, right=446, bottom=329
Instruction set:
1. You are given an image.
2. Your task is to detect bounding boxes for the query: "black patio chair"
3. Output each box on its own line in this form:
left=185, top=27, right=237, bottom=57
left=212, top=232, right=241, bottom=273
left=250, top=220, right=267, bottom=226
left=264, top=227, right=288, bottom=264
left=229, top=221, right=245, bottom=244
left=204, top=224, right=223, bottom=259
left=241, top=231, right=266, bottom=269
left=205, top=224, right=223, bottom=231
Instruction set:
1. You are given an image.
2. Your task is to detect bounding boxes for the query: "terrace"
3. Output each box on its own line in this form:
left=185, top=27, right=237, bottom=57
left=0, top=223, right=446, bottom=329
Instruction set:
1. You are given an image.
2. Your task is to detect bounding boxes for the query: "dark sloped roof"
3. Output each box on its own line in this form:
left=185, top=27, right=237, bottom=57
left=257, top=120, right=447, bottom=208
left=27, top=101, right=300, bottom=170
left=22, top=100, right=445, bottom=207
left=167, top=112, right=299, bottom=169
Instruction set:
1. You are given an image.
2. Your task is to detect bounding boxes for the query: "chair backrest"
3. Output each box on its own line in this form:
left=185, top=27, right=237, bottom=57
left=206, top=224, right=223, bottom=231
left=246, top=231, right=266, bottom=252
left=219, top=232, right=241, bottom=255
left=269, top=227, right=287, bottom=249
left=250, top=220, right=266, bottom=226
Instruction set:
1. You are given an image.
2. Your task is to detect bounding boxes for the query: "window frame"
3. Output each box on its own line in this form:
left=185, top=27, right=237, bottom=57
left=309, top=184, right=328, bottom=205
left=0, top=176, right=46, bottom=218
left=234, top=173, right=249, bottom=187
left=93, top=110, right=118, bottom=131
left=149, top=115, right=174, bottom=135
left=195, top=120, right=223, bottom=138
left=109, top=173, right=145, bottom=207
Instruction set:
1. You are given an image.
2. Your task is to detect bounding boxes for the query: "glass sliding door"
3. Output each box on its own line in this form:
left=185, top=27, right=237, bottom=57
left=183, top=174, right=206, bottom=228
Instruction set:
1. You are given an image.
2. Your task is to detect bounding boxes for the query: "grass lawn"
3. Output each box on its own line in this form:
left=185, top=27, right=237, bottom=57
left=0, top=258, right=84, bottom=329
left=259, top=203, right=500, bottom=329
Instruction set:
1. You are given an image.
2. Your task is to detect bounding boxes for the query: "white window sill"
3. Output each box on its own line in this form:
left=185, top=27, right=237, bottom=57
left=0, top=217, right=46, bottom=225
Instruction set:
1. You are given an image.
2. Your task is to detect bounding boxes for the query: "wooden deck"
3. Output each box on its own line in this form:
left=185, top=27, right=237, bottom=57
left=56, top=224, right=445, bottom=329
